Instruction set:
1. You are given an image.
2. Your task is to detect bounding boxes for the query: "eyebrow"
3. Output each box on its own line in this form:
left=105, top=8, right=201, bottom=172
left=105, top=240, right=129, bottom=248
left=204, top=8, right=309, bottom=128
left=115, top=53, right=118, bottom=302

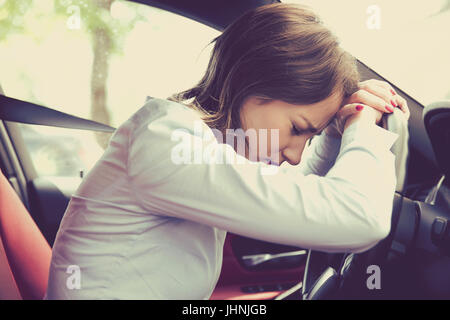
left=300, top=115, right=336, bottom=133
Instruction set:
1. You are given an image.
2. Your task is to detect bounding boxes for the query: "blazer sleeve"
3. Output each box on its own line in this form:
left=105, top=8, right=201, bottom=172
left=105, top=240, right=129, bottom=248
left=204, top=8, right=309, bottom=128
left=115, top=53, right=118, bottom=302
left=297, top=128, right=342, bottom=177
left=126, top=100, right=399, bottom=253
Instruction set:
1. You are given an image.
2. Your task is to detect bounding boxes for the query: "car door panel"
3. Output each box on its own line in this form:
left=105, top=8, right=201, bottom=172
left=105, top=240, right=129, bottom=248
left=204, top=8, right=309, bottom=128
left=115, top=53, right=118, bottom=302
left=211, top=234, right=305, bottom=300
left=26, top=177, right=76, bottom=246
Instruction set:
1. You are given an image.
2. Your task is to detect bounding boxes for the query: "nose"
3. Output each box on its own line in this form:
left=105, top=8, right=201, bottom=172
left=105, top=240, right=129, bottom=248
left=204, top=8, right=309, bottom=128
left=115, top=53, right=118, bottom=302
left=281, top=136, right=309, bottom=166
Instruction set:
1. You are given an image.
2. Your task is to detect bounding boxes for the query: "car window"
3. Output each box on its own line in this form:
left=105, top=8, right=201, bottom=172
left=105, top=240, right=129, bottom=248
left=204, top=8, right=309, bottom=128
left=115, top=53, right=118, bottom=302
left=285, top=0, right=450, bottom=106
left=0, top=1, right=220, bottom=178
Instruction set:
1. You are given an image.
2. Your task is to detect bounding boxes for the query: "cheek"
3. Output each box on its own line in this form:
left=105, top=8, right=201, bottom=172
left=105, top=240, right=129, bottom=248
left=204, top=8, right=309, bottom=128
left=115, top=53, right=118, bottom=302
left=241, top=107, right=290, bottom=155
left=263, top=128, right=290, bottom=155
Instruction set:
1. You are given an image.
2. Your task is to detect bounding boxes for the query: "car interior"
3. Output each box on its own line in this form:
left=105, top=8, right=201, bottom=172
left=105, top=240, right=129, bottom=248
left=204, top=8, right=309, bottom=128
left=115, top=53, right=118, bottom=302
left=0, top=0, right=449, bottom=300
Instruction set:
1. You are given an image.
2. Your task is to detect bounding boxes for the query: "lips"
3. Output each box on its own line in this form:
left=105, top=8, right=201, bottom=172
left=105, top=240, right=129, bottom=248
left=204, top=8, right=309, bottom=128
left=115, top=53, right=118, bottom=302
left=261, top=158, right=280, bottom=166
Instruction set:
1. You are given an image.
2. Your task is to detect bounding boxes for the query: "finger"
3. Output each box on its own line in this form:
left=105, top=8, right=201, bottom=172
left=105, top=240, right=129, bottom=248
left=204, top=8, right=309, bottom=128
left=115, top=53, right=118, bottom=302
left=358, top=80, right=410, bottom=120
left=362, top=79, right=394, bottom=91
left=361, top=79, right=397, bottom=96
left=332, top=103, right=366, bottom=134
left=367, top=80, right=409, bottom=116
left=337, top=103, right=366, bottom=121
left=359, top=82, right=396, bottom=109
left=347, top=89, right=394, bottom=114
left=373, top=81, right=398, bottom=97
left=393, top=94, right=410, bottom=120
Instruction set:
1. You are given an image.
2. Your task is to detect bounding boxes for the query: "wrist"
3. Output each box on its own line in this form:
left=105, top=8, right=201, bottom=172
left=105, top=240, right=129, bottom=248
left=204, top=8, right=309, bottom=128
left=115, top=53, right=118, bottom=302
left=343, top=111, right=375, bottom=132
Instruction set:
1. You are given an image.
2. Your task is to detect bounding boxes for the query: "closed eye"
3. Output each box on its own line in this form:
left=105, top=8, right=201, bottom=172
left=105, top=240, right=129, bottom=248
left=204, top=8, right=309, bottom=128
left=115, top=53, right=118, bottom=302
left=292, top=124, right=321, bottom=136
left=291, top=124, right=305, bottom=136
left=314, top=128, right=325, bottom=136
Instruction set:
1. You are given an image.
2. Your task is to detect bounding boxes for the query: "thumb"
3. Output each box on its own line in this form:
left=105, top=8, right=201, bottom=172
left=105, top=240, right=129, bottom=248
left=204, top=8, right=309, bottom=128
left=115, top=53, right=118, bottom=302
left=337, top=103, right=366, bottom=122
left=334, top=103, right=369, bottom=134
left=324, top=104, right=367, bottom=137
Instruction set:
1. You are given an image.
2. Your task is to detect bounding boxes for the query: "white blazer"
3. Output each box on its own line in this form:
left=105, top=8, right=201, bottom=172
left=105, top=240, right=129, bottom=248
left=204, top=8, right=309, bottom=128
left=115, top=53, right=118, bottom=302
left=45, top=97, right=398, bottom=299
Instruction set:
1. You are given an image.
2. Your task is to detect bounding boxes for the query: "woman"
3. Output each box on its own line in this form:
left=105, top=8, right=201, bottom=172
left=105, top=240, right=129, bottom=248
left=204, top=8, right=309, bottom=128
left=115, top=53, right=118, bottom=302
left=46, top=3, right=409, bottom=299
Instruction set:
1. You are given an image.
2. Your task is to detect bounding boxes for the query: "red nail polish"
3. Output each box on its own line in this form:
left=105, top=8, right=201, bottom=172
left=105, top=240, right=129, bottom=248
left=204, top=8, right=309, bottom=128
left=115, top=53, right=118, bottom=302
left=386, top=106, right=394, bottom=113
left=390, top=89, right=396, bottom=95
left=391, top=100, right=397, bottom=107
left=356, top=105, right=364, bottom=111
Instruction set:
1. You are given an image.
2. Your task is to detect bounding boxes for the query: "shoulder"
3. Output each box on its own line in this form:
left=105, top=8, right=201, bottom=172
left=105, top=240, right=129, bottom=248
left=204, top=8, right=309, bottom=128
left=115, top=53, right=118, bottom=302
left=125, top=97, right=215, bottom=146
left=131, top=97, right=200, bottom=126
left=126, top=97, right=202, bottom=134
left=125, top=97, right=221, bottom=181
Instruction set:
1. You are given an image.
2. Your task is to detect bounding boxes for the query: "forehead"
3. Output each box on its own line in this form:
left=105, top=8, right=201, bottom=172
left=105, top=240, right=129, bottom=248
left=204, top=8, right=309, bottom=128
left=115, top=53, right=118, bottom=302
left=292, top=91, right=343, bottom=127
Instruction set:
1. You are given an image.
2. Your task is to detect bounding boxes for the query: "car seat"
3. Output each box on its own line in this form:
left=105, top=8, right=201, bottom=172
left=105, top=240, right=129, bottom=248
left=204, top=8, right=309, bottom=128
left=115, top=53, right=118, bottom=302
left=0, top=170, right=51, bottom=299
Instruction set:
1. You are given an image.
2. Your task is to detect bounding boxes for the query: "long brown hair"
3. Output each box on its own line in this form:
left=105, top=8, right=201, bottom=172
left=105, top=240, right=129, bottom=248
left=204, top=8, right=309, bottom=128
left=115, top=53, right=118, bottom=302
left=168, top=3, right=359, bottom=134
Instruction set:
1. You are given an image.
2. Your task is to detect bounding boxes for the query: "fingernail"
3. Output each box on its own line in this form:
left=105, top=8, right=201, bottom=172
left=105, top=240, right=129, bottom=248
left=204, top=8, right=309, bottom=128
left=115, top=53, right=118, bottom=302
left=390, top=100, right=397, bottom=108
left=386, top=106, right=394, bottom=113
left=390, top=89, right=396, bottom=95
left=356, top=105, right=364, bottom=111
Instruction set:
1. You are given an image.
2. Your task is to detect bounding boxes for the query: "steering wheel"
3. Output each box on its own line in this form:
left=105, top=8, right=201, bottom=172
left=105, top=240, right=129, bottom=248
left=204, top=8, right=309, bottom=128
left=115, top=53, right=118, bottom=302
left=301, top=110, right=410, bottom=300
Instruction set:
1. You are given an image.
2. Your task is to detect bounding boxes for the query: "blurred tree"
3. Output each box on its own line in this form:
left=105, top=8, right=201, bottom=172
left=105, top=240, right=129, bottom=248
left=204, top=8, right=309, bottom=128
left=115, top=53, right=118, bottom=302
left=0, top=0, right=146, bottom=149
left=0, top=1, right=38, bottom=103
left=434, top=0, right=450, bottom=15
left=0, top=0, right=33, bottom=38
left=55, top=0, right=147, bottom=149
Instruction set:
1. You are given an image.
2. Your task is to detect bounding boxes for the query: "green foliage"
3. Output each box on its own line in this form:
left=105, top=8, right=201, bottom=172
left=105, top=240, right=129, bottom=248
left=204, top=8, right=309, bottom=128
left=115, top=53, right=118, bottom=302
left=438, top=0, right=450, bottom=14
left=0, top=0, right=33, bottom=39
left=429, top=0, right=450, bottom=17
left=0, top=0, right=148, bottom=53
left=54, top=0, right=148, bottom=54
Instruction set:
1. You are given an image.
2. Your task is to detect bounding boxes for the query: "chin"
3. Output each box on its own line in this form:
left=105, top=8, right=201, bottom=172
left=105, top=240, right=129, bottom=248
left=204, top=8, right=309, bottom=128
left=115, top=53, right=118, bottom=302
left=261, top=159, right=281, bottom=166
